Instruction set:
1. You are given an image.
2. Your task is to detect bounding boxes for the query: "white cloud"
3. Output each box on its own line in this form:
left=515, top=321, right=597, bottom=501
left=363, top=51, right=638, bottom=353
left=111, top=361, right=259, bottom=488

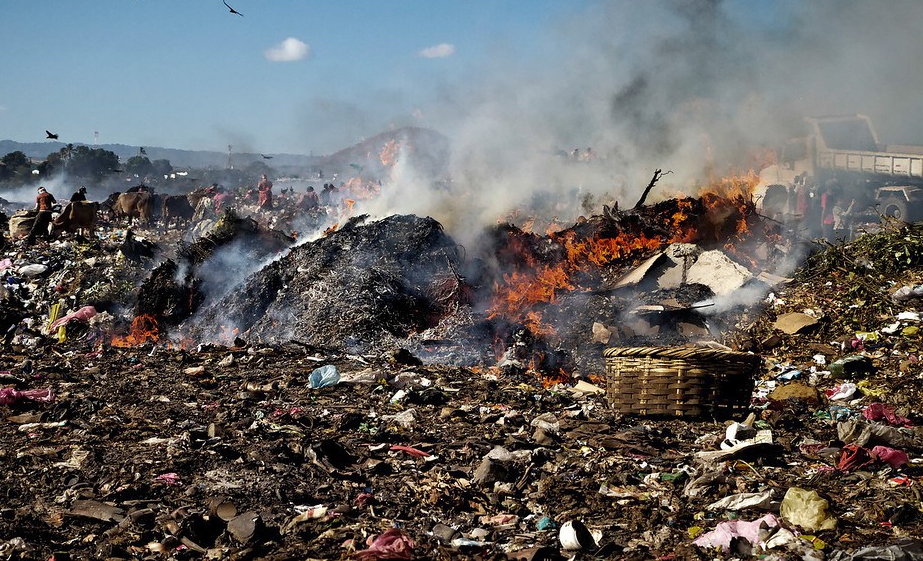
left=264, top=37, right=311, bottom=62
left=418, top=43, right=455, bottom=58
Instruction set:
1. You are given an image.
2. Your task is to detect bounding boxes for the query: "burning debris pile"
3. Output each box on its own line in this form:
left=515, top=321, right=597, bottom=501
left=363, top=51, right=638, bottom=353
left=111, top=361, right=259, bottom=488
left=171, top=178, right=775, bottom=382
left=474, top=177, right=778, bottom=379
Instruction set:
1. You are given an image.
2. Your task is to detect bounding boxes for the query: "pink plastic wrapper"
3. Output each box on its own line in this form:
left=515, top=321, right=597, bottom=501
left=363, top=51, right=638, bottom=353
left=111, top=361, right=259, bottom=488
left=0, top=388, right=54, bottom=406
left=354, top=528, right=415, bottom=560
left=48, top=305, right=98, bottom=333
left=153, top=473, right=182, bottom=485
left=693, top=514, right=782, bottom=552
left=863, top=403, right=914, bottom=427
left=871, top=446, right=910, bottom=469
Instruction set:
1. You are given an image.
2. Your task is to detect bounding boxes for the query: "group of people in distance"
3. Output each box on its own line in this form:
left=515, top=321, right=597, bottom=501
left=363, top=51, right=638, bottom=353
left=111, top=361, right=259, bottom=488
left=20, top=171, right=354, bottom=245
left=791, top=173, right=856, bottom=241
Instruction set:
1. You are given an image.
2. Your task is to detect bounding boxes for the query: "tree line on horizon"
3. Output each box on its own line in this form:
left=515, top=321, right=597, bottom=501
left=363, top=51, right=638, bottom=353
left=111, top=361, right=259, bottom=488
left=0, top=145, right=276, bottom=194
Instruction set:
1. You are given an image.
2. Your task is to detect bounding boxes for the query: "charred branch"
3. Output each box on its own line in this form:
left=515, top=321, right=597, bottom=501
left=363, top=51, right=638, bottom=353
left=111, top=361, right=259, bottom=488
left=633, top=169, right=671, bottom=210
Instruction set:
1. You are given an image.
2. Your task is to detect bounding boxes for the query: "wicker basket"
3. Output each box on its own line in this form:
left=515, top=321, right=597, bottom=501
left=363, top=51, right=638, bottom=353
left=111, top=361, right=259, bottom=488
left=604, top=346, right=761, bottom=418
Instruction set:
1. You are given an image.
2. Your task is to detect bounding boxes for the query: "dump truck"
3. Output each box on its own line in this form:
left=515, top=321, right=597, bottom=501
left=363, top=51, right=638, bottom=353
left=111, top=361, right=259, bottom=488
left=757, top=114, right=923, bottom=222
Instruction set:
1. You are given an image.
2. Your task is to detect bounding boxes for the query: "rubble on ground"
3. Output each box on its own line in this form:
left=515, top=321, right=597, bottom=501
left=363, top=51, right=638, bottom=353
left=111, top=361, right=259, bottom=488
left=2, top=200, right=923, bottom=560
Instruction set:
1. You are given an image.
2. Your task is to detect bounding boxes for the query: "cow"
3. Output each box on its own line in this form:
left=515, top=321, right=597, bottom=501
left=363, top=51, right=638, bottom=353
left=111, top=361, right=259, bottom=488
left=101, top=192, right=122, bottom=222
left=161, top=194, right=195, bottom=229
left=52, top=201, right=100, bottom=238
left=111, top=191, right=154, bottom=225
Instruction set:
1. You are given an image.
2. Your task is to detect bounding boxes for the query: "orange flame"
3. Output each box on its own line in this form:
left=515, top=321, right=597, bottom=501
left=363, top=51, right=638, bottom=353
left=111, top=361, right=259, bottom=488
left=558, top=230, right=663, bottom=267
left=380, top=139, right=401, bottom=166
left=489, top=229, right=666, bottom=327
left=218, top=325, right=240, bottom=345
left=111, top=314, right=160, bottom=347
left=491, top=265, right=574, bottom=321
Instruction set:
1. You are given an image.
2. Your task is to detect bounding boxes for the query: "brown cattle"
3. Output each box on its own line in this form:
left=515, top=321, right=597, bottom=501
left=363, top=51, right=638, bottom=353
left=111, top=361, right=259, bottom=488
left=111, top=192, right=154, bottom=225
left=161, top=194, right=195, bottom=228
left=52, top=201, right=100, bottom=238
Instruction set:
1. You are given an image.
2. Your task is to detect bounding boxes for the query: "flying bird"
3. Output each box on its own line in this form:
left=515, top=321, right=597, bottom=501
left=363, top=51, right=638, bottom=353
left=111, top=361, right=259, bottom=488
left=261, top=154, right=273, bottom=159
left=223, top=0, right=243, bottom=16
left=46, top=130, right=59, bottom=140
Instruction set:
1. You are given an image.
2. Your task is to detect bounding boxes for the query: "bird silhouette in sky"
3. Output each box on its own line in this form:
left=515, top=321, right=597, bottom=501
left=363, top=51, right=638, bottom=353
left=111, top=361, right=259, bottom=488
left=46, top=130, right=59, bottom=140
left=261, top=154, right=273, bottom=159
left=223, top=0, right=243, bottom=16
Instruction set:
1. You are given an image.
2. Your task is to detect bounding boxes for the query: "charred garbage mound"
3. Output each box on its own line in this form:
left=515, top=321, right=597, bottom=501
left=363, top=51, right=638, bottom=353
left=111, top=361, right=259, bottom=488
left=182, top=214, right=469, bottom=350
left=135, top=210, right=295, bottom=328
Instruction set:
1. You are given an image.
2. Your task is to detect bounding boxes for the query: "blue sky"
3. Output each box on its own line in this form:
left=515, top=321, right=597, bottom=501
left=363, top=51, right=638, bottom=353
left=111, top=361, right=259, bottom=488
left=4, top=0, right=923, bottom=176
left=1, top=0, right=593, bottom=154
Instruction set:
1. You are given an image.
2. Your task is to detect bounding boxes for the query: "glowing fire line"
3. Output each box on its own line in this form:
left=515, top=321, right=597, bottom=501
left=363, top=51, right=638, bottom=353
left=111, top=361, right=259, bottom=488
left=110, top=314, right=160, bottom=347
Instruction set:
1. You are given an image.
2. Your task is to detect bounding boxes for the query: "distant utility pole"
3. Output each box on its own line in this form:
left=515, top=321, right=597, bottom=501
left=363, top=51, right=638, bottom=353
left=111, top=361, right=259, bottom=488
left=227, top=144, right=233, bottom=169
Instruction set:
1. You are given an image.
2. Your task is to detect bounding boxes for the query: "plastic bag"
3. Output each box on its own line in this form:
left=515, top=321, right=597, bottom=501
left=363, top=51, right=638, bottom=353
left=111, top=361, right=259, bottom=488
left=0, top=387, right=55, bottom=406
left=779, top=487, right=836, bottom=531
left=309, top=364, right=340, bottom=388
left=354, top=528, right=414, bottom=561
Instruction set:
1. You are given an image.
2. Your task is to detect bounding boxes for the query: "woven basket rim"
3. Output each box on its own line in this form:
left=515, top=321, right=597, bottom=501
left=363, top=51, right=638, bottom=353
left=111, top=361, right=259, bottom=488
left=603, top=345, right=760, bottom=362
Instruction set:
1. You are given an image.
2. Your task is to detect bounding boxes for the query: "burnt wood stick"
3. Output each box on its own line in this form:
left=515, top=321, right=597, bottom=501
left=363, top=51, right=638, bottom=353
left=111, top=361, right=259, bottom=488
left=633, top=169, right=668, bottom=210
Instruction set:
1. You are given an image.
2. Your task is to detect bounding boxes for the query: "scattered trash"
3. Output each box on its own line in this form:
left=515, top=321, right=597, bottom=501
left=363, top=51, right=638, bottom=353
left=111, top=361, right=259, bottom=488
left=863, top=402, right=914, bottom=427
left=826, top=382, right=858, bottom=401
left=773, top=312, right=819, bottom=334
left=692, top=513, right=785, bottom=552
left=835, top=538, right=923, bottom=560
left=354, top=528, right=415, bottom=561
left=706, top=490, right=774, bottom=511
left=559, top=520, right=597, bottom=551
left=0, top=387, right=53, bottom=405
left=829, top=355, right=875, bottom=379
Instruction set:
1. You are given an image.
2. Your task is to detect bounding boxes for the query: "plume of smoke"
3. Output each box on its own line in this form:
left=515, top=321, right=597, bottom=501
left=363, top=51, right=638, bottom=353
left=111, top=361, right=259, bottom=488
left=355, top=0, right=923, bottom=243
left=2, top=176, right=76, bottom=206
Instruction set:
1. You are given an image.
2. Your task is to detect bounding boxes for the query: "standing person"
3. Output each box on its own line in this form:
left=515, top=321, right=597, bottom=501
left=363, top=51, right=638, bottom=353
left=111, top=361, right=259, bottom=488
left=257, top=174, right=273, bottom=210
left=833, top=198, right=856, bottom=241
left=213, top=188, right=235, bottom=213
left=793, top=173, right=811, bottom=233
left=70, top=186, right=88, bottom=202
left=298, top=186, right=320, bottom=212
left=26, top=186, right=57, bottom=245
left=819, top=180, right=839, bottom=240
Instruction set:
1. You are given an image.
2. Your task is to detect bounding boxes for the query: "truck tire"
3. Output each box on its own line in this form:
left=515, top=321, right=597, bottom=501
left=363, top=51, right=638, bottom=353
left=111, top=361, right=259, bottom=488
left=880, top=197, right=909, bottom=221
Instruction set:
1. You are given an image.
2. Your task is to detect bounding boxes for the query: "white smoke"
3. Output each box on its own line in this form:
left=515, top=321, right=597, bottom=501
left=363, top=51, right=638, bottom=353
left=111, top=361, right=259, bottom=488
left=2, top=176, right=79, bottom=206
left=325, top=0, right=923, bottom=247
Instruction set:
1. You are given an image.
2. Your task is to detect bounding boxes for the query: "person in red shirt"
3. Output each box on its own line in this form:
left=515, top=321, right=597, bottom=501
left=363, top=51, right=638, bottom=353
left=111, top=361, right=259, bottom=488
left=257, top=174, right=273, bottom=210
left=213, top=190, right=235, bottom=212
left=26, top=186, right=57, bottom=244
